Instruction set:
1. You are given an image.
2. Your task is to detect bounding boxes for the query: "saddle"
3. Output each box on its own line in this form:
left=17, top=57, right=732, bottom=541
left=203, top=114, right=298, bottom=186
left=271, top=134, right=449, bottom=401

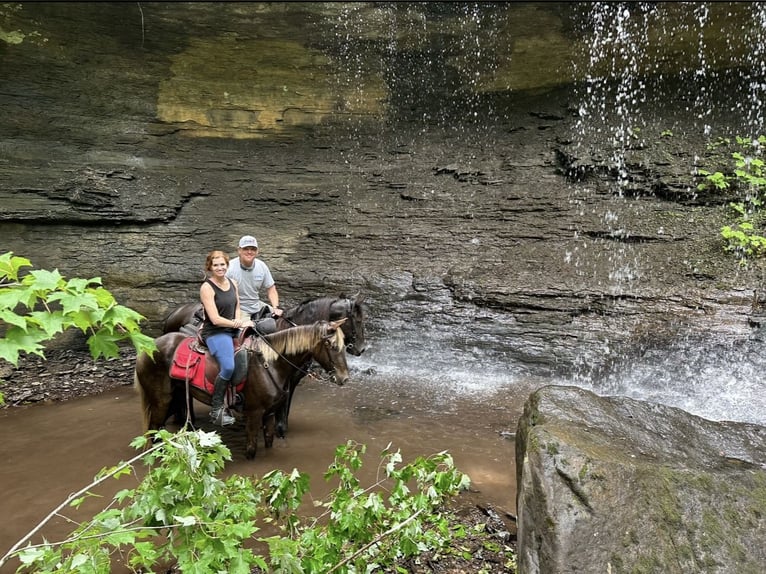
left=169, top=336, right=250, bottom=396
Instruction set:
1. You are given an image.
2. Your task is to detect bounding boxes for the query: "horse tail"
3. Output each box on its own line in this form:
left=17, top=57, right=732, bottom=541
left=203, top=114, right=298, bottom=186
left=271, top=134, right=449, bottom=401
left=133, top=369, right=151, bottom=434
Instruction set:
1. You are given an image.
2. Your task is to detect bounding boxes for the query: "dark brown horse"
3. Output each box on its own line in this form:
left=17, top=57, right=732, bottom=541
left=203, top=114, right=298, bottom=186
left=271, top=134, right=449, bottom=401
left=160, top=293, right=367, bottom=437
left=134, top=319, right=349, bottom=459
left=160, top=293, right=367, bottom=356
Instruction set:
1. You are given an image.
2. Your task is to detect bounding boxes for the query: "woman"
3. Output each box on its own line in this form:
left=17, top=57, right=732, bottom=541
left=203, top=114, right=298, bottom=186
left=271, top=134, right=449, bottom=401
left=199, top=250, right=253, bottom=426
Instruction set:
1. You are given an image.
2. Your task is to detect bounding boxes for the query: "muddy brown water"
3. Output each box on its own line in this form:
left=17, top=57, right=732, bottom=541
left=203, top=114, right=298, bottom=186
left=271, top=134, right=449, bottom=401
left=0, top=375, right=530, bottom=572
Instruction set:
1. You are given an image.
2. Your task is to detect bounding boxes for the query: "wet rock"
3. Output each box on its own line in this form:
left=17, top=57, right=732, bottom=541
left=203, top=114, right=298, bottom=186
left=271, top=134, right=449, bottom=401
left=1, top=4, right=763, bottom=380
left=0, top=347, right=136, bottom=408
left=516, top=385, right=766, bottom=573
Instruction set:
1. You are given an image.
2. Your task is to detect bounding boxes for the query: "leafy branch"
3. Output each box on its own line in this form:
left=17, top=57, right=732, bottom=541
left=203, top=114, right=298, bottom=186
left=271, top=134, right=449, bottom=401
left=4, top=431, right=473, bottom=574
left=0, top=251, right=156, bottom=371
left=0, top=441, right=164, bottom=570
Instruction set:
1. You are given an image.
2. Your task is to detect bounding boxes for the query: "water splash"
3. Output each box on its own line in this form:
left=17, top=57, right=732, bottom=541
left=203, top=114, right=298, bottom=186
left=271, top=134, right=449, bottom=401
left=356, top=306, right=766, bottom=426
left=588, top=335, right=766, bottom=425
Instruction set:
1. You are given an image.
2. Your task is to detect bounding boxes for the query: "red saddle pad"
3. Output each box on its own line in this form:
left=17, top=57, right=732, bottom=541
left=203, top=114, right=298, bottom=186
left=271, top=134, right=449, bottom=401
left=169, top=337, right=246, bottom=396
left=169, top=337, right=212, bottom=393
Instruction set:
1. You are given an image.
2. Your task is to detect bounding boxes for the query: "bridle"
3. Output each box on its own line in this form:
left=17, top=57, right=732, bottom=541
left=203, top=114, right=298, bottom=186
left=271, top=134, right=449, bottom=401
left=280, top=297, right=360, bottom=354
left=243, top=331, right=343, bottom=385
left=331, top=298, right=359, bottom=353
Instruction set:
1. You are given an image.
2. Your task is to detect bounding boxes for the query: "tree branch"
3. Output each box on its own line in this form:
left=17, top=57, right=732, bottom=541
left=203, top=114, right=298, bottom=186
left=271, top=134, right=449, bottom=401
left=327, top=508, right=424, bottom=573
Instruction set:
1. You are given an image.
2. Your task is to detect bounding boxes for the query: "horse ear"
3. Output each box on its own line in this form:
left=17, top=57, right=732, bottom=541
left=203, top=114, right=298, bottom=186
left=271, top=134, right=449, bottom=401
left=353, top=291, right=365, bottom=304
left=329, top=318, right=348, bottom=330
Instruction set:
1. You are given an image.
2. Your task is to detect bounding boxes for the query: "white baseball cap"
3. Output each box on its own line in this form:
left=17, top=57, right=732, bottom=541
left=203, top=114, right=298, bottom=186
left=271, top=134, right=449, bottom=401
left=238, top=235, right=258, bottom=249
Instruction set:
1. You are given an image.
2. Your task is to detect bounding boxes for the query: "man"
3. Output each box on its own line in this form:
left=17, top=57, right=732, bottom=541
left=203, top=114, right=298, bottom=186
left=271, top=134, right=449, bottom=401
left=226, top=235, right=284, bottom=321
left=225, top=235, right=284, bottom=405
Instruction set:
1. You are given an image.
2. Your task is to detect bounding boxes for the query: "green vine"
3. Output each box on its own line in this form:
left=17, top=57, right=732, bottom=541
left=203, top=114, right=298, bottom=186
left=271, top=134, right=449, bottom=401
left=698, top=135, right=766, bottom=263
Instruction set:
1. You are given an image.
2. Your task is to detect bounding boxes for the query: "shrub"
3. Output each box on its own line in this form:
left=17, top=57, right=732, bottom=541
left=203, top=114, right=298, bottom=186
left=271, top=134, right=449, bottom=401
left=3, top=431, right=471, bottom=574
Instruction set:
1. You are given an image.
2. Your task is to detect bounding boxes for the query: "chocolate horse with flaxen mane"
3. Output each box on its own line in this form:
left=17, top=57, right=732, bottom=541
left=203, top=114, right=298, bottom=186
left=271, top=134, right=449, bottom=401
left=160, top=293, right=367, bottom=437
left=134, top=319, right=349, bottom=459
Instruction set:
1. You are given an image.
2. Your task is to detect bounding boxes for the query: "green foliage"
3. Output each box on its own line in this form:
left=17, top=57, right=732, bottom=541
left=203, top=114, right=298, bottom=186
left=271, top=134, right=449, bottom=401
left=721, top=219, right=766, bottom=261
left=706, top=136, right=731, bottom=150
left=695, top=136, right=766, bottom=263
left=260, top=441, right=471, bottom=572
left=6, top=430, right=267, bottom=573
left=0, top=252, right=156, bottom=369
left=3, top=432, right=474, bottom=574
left=696, top=169, right=730, bottom=190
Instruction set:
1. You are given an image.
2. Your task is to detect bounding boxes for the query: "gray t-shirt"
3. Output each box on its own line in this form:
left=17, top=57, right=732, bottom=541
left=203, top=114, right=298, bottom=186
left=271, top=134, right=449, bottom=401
left=226, top=256, right=275, bottom=315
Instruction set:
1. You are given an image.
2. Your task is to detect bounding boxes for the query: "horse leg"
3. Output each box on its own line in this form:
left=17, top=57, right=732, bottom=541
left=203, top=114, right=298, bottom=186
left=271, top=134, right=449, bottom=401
left=169, top=385, right=197, bottom=427
left=275, top=372, right=300, bottom=438
left=275, top=396, right=289, bottom=439
left=263, top=412, right=276, bottom=448
left=245, top=408, right=264, bottom=459
left=169, top=386, right=187, bottom=425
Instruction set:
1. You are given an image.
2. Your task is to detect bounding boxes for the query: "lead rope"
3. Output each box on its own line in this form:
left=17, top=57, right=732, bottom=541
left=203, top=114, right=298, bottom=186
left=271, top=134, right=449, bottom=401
left=183, top=349, right=195, bottom=429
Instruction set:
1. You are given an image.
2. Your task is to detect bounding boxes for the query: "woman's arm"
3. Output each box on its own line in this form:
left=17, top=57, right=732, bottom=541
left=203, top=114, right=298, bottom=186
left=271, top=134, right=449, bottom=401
left=232, top=281, right=254, bottom=327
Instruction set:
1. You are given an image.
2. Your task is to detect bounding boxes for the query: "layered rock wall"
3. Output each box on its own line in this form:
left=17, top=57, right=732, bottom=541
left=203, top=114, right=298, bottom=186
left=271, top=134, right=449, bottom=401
left=1, top=2, right=764, bottom=372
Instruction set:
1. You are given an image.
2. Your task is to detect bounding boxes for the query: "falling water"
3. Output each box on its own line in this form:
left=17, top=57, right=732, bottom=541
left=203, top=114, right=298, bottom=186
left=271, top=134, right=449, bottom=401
left=573, top=3, right=652, bottom=191
left=744, top=3, right=766, bottom=138
left=323, top=3, right=766, bottom=427
left=566, top=2, right=766, bottom=425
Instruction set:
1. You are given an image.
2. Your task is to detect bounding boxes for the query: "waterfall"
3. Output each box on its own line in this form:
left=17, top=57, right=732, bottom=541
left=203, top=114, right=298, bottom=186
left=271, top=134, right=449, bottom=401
left=331, top=3, right=766, bottom=426
left=566, top=1, right=766, bottom=425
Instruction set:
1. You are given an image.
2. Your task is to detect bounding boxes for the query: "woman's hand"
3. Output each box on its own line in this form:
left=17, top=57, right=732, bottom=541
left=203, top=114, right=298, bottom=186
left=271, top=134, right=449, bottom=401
left=232, top=318, right=253, bottom=329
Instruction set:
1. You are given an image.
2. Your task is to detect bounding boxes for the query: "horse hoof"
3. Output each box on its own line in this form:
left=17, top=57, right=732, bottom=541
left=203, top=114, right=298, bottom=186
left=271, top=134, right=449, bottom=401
left=246, top=448, right=256, bottom=460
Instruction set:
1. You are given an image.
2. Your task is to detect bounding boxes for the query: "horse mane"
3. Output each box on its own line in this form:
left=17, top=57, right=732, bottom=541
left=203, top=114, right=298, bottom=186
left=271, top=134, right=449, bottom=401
left=256, top=322, right=345, bottom=363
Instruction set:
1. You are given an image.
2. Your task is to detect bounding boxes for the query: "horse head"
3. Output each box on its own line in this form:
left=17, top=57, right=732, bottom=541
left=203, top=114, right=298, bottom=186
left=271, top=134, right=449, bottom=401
left=313, top=318, right=350, bottom=386
left=332, top=292, right=367, bottom=356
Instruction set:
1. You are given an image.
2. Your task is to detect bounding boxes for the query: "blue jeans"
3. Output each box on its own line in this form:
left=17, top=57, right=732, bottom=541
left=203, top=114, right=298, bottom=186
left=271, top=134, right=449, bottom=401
left=205, top=333, right=235, bottom=380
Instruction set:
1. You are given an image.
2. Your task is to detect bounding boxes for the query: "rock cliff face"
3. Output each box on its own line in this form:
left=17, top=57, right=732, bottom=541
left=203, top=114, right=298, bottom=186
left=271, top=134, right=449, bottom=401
left=1, top=2, right=764, bottom=374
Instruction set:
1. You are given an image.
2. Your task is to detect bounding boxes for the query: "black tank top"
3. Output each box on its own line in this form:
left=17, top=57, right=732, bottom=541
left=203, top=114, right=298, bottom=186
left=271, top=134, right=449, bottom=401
left=200, top=279, right=237, bottom=339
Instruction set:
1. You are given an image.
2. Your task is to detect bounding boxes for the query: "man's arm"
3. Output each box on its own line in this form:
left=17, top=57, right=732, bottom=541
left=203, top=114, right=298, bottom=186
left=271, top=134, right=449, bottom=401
left=265, top=284, right=283, bottom=316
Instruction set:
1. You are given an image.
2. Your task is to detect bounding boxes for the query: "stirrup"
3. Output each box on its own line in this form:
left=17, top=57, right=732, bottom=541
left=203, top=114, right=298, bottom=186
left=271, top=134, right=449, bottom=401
left=210, top=408, right=235, bottom=426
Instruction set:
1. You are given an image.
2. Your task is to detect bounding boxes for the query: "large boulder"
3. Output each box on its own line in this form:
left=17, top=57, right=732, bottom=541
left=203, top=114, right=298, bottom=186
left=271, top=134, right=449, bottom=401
left=516, top=385, right=766, bottom=573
